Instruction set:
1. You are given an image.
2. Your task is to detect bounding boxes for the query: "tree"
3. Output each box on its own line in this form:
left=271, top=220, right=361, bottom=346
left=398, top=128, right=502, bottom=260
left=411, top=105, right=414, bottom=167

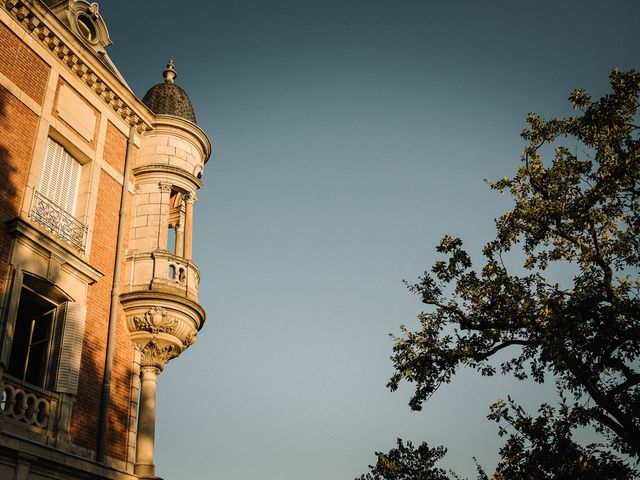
left=356, top=439, right=452, bottom=480
left=359, top=69, right=640, bottom=479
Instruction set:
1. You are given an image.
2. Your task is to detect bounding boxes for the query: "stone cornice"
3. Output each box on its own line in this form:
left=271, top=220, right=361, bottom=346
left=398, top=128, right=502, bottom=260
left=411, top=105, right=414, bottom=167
left=2, top=0, right=153, bottom=132
left=120, top=291, right=206, bottom=327
left=132, top=164, right=204, bottom=190
left=8, top=217, right=104, bottom=284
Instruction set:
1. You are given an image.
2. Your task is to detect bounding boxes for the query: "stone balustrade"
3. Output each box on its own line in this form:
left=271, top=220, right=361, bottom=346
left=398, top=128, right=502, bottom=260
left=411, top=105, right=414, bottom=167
left=124, top=250, right=200, bottom=301
left=0, top=374, right=58, bottom=430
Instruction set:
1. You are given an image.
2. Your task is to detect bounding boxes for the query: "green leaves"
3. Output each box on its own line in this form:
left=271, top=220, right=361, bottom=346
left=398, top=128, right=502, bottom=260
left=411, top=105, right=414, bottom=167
left=488, top=397, right=637, bottom=479
left=377, top=69, right=640, bottom=478
left=356, top=439, right=455, bottom=480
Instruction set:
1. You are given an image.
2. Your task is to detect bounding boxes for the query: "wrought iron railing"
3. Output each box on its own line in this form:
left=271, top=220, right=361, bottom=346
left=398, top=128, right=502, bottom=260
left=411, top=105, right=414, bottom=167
left=30, top=190, right=87, bottom=251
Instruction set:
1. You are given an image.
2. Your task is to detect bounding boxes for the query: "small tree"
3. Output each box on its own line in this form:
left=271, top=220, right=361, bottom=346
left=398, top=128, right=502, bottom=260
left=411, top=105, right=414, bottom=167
left=359, top=69, right=640, bottom=479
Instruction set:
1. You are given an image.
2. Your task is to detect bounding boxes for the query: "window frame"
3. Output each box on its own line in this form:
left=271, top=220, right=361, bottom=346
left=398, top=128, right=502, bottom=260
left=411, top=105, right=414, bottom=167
left=2, top=270, right=87, bottom=395
left=29, top=136, right=90, bottom=251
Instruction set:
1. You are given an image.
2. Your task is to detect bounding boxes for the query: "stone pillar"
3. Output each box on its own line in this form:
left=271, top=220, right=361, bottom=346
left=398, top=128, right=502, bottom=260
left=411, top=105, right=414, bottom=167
left=175, top=222, right=184, bottom=257
left=158, top=183, right=173, bottom=250
left=184, top=193, right=196, bottom=260
left=134, top=366, right=160, bottom=479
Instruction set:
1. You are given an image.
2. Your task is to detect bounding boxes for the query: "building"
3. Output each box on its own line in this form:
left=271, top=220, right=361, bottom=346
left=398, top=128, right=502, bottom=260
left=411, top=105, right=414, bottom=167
left=0, top=1, right=211, bottom=479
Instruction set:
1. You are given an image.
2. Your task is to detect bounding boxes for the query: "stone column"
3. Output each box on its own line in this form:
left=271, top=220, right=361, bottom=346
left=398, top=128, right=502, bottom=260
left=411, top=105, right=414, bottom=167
left=175, top=221, right=184, bottom=257
left=184, top=193, right=196, bottom=260
left=158, top=183, right=173, bottom=250
left=134, top=366, right=160, bottom=478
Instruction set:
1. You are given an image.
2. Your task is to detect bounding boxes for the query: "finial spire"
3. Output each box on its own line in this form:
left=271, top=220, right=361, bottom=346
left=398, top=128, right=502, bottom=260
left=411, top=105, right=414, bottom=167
left=163, top=59, right=177, bottom=84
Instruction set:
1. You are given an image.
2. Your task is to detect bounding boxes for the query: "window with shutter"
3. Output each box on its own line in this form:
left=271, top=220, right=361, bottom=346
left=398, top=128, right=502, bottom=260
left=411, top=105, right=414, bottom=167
left=51, top=302, right=86, bottom=395
left=30, top=138, right=88, bottom=250
left=6, top=284, right=86, bottom=394
left=39, top=137, right=81, bottom=215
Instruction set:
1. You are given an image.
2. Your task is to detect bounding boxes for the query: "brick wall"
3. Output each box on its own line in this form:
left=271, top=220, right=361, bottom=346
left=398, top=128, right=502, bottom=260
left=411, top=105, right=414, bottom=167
left=71, top=143, right=135, bottom=462
left=104, top=122, right=127, bottom=173
left=0, top=21, right=49, bottom=105
left=0, top=86, right=38, bottom=288
left=1, top=11, right=140, bottom=466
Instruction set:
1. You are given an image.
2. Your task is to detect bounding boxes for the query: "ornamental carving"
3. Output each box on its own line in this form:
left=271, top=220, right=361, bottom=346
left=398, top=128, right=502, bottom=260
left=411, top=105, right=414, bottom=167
left=182, top=333, right=195, bottom=348
left=2, top=0, right=149, bottom=132
left=133, top=306, right=178, bottom=334
left=185, top=192, right=197, bottom=204
left=140, top=341, right=179, bottom=370
left=140, top=366, right=160, bottom=381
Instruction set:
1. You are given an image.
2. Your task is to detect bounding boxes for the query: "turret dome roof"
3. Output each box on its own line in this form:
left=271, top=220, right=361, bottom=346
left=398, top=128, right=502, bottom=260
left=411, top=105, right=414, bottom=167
left=142, top=60, right=197, bottom=124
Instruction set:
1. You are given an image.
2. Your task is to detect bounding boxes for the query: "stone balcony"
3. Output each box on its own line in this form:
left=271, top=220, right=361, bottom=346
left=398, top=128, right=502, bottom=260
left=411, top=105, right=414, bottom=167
left=124, top=250, right=200, bottom=301
left=121, top=249, right=205, bottom=366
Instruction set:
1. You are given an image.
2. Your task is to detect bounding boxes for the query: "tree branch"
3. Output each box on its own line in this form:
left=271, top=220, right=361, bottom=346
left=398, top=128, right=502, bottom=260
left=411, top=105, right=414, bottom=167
left=473, top=340, right=529, bottom=361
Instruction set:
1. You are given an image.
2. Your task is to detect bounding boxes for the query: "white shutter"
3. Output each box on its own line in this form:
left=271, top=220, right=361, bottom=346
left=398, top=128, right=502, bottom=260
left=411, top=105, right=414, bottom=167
left=40, top=138, right=81, bottom=215
left=52, top=302, right=87, bottom=394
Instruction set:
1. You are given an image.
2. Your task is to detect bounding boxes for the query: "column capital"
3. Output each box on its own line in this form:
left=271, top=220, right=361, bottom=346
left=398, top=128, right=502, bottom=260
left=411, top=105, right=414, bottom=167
left=185, top=192, right=197, bottom=204
left=140, top=366, right=161, bottom=381
left=139, top=340, right=179, bottom=371
left=159, top=182, right=173, bottom=193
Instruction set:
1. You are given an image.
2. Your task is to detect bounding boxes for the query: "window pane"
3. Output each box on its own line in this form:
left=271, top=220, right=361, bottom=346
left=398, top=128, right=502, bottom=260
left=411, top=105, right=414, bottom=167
left=7, top=289, right=55, bottom=388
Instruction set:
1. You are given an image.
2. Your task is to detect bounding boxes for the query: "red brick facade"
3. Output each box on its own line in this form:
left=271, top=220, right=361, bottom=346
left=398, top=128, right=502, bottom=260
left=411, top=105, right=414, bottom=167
left=2, top=5, right=135, bottom=467
left=72, top=168, right=133, bottom=461
left=0, top=3, right=209, bottom=479
left=0, top=20, right=49, bottom=105
left=0, top=86, right=39, bottom=289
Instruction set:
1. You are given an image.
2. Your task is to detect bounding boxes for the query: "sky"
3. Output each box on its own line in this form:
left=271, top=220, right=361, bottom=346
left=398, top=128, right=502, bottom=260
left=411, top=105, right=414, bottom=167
left=102, top=1, right=639, bottom=479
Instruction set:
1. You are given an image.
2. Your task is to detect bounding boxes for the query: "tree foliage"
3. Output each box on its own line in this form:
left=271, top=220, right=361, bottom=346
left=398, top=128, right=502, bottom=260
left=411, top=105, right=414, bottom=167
left=355, top=439, right=452, bottom=480
left=359, top=69, right=640, bottom=478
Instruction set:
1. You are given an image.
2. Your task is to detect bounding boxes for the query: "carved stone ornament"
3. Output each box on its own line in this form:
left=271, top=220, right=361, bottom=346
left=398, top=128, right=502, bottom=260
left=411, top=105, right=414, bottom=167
left=140, top=366, right=160, bottom=381
left=185, top=192, right=197, bottom=204
left=182, top=333, right=195, bottom=348
left=133, top=306, right=178, bottom=334
left=140, top=341, right=179, bottom=370
left=2, top=1, right=149, bottom=132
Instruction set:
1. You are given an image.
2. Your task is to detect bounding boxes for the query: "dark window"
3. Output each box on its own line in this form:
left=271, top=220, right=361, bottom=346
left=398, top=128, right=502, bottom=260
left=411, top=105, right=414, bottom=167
left=76, top=14, right=96, bottom=42
left=7, top=288, right=56, bottom=388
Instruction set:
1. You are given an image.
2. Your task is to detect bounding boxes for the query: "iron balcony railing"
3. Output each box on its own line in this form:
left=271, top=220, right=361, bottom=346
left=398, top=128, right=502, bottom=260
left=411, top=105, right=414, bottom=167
left=30, top=190, right=88, bottom=251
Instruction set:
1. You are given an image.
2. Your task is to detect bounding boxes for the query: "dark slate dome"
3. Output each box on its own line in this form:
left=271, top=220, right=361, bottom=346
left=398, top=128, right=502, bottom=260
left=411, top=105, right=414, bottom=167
left=142, top=60, right=197, bottom=124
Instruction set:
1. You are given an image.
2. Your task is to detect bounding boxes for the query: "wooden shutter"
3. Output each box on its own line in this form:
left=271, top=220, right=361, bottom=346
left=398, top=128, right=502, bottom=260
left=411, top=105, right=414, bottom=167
left=0, top=267, right=23, bottom=367
left=52, top=302, right=86, bottom=395
left=40, top=138, right=81, bottom=215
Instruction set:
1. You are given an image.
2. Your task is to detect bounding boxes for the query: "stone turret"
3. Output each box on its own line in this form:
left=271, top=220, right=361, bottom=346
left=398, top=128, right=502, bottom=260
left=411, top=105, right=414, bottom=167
left=120, top=61, right=211, bottom=479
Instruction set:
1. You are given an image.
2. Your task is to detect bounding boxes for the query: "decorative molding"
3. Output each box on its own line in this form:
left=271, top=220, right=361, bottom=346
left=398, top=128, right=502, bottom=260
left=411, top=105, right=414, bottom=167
left=2, top=0, right=151, bottom=132
left=182, top=333, right=195, bottom=348
left=120, top=290, right=205, bottom=324
left=158, top=182, right=173, bottom=193
left=151, top=115, right=212, bottom=163
left=132, top=164, right=203, bottom=190
left=139, top=341, right=178, bottom=370
left=7, top=217, right=103, bottom=284
left=54, top=0, right=111, bottom=54
left=132, top=307, right=177, bottom=335
left=140, top=366, right=160, bottom=381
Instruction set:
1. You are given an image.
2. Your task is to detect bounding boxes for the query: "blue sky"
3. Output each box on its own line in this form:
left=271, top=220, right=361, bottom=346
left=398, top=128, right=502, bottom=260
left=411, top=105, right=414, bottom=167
left=103, top=1, right=639, bottom=478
